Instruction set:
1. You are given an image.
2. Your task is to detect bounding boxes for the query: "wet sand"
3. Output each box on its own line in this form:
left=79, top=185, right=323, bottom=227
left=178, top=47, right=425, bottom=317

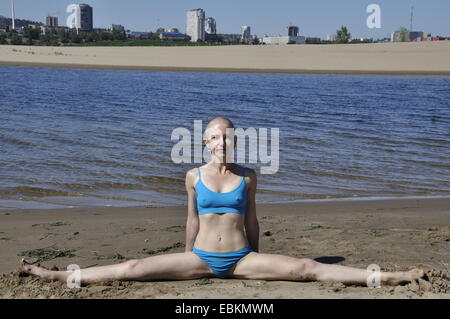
left=1, top=41, right=450, bottom=75
left=0, top=197, right=449, bottom=299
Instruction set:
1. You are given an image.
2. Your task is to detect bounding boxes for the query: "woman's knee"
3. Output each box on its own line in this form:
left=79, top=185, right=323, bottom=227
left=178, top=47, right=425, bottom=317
left=292, top=258, right=319, bottom=281
left=120, top=259, right=141, bottom=277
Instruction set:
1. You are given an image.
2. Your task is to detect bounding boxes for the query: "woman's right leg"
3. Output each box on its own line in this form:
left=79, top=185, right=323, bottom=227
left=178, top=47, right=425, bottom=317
left=230, top=252, right=424, bottom=286
left=21, top=252, right=213, bottom=285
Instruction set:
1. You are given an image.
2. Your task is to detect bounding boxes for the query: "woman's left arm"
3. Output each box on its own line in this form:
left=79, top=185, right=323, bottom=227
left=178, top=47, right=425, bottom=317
left=244, top=168, right=260, bottom=252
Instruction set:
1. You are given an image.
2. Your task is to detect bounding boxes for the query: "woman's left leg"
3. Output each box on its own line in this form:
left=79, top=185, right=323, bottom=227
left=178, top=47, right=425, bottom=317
left=20, top=251, right=213, bottom=286
left=230, top=252, right=423, bottom=286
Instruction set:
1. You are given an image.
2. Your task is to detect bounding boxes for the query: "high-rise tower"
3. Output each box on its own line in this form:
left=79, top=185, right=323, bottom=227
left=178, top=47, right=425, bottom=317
left=205, top=17, right=216, bottom=35
left=76, top=4, right=93, bottom=32
left=241, top=26, right=251, bottom=43
left=186, top=9, right=205, bottom=42
left=287, top=26, right=299, bottom=37
left=46, top=16, right=59, bottom=27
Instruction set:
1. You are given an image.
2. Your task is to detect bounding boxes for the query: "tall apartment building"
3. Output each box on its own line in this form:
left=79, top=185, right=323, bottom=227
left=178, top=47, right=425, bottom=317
left=186, top=9, right=205, bottom=42
left=205, top=17, right=216, bottom=35
left=107, top=24, right=125, bottom=32
left=76, top=3, right=93, bottom=32
left=287, top=26, right=299, bottom=37
left=241, top=26, right=251, bottom=43
left=46, top=16, right=58, bottom=27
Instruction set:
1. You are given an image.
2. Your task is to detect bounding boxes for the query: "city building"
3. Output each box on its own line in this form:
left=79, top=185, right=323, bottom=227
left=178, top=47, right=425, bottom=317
left=159, top=31, right=188, bottom=41
left=70, top=3, right=93, bottom=32
left=43, top=25, right=73, bottom=36
left=350, top=37, right=373, bottom=43
left=413, top=33, right=446, bottom=42
left=204, top=18, right=219, bottom=42
left=46, top=16, right=58, bottom=27
left=217, top=33, right=241, bottom=43
left=407, top=31, right=423, bottom=42
left=107, top=24, right=124, bottom=32
left=306, top=37, right=321, bottom=44
left=391, top=30, right=424, bottom=42
left=241, top=26, right=252, bottom=43
left=205, top=17, right=216, bottom=35
left=287, top=26, right=299, bottom=37
left=326, top=34, right=337, bottom=42
left=126, top=31, right=149, bottom=38
left=262, top=26, right=305, bottom=45
left=186, top=8, right=205, bottom=42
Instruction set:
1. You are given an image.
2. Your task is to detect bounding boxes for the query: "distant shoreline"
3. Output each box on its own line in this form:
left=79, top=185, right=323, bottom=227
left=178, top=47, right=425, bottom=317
left=1, top=42, right=450, bottom=76
left=1, top=60, right=450, bottom=76
left=1, top=194, right=450, bottom=212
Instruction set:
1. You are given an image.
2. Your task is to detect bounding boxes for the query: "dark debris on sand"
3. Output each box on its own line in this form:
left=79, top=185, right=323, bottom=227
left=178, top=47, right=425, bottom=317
left=18, top=247, right=76, bottom=263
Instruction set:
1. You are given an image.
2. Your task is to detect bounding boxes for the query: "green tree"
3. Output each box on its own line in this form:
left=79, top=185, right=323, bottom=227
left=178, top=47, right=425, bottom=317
left=100, top=32, right=113, bottom=41
left=398, top=27, right=409, bottom=42
left=0, top=34, right=7, bottom=44
left=85, top=33, right=96, bottom=43
left=91, top=32, right=101, bottom=42
left=335, top=26, right=351, bottom=44
left=70, top=33, right=81, bottom=43
left=23, top=26, right=41, bottom=41
left=58, top=29, right=70, bottom=44
left=148, top=32, right=159, bottom=40
left=10, top=34, right=22, bottom=45
left=42, top=33, right=59, bottom=46
left=112, top=30, right=126, bottom=41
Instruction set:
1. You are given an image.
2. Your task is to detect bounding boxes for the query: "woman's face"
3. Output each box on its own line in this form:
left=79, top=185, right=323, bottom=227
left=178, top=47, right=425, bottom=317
left=204, top=122, right=237, bottom=163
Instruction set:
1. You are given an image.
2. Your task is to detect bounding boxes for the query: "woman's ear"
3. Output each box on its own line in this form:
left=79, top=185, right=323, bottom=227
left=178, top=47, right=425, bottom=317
left=204, top=139, right=211, bottom=152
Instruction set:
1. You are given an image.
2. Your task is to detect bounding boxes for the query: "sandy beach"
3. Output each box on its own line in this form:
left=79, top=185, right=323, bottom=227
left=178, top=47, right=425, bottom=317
left=0, top=197, right=449, bottom=299
left=1, top=41, right=450, bottom=75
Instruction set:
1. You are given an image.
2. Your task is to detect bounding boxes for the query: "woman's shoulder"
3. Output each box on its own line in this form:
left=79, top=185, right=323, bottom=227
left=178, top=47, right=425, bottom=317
left=185, top=165, right=205, bottom=177
left=240, top=166, right=257, bottom=186
left=185, top=167, right=201, bottom=186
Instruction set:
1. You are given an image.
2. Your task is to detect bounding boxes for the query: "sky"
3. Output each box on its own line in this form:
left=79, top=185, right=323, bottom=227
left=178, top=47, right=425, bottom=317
left=1, top=0, right=449, bottom=38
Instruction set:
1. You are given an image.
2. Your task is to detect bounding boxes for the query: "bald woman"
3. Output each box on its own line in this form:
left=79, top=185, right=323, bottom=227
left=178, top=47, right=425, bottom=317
left=21, top=117, right=424, bottom=287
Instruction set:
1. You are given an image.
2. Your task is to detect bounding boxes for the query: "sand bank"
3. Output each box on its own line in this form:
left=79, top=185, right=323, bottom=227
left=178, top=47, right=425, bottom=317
left=1, top=41, right=450, bottom=75
left=0, top=197, right=449, bottom=299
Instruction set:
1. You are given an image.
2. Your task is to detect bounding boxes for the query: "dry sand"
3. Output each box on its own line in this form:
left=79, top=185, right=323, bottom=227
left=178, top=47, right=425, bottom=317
left=0, top=197, right=449, bottom=299
left=1, top=41, right=450, bottom=75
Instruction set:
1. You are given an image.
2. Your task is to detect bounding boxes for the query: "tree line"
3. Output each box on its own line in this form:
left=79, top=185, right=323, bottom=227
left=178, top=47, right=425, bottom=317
left=0, top=28, right=129, bottom=46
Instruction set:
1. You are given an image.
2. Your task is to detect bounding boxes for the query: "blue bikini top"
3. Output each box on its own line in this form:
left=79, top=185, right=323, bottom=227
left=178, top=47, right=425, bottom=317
left=195, top=167, right=247, bottom=215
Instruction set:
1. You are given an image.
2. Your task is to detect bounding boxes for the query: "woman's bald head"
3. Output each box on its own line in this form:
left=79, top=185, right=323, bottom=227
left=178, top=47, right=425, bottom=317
left=206, top=117, right=235, bottom=131
left=204, top=117, right=236, bottom=162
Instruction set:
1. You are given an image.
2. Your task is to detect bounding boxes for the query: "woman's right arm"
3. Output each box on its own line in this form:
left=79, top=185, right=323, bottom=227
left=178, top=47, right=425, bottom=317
left=185, top=169, right=200, bottom=252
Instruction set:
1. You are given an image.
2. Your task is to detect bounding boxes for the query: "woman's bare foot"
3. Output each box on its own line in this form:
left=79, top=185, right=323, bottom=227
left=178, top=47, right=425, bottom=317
left=384, top=268, right=424, bottom=286
left=20, top=258, right=53, bottom=282
left=408, top=268, right=425, bottom=281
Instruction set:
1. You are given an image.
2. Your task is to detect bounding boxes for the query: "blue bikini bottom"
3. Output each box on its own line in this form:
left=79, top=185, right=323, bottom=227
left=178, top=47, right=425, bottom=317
left=192, top=246, right=252, bottom=279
